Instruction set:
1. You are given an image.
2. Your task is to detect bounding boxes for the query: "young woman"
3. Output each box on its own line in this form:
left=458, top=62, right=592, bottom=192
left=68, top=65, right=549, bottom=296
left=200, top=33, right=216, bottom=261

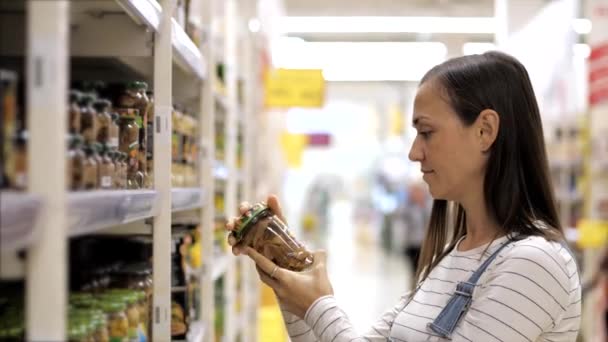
left=226, top=51, right=581, bottom=341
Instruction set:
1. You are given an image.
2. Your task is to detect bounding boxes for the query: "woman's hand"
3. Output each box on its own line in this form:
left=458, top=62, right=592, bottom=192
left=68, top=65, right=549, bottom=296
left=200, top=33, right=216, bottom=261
left=245, top=246, right=333, bottom=318
left=225, top=194, right=334, bottom=318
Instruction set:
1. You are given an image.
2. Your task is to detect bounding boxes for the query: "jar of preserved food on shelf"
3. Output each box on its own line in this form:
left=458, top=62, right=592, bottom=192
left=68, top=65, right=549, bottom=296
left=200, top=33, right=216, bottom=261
left=94, top=99, right=112, bottom=145
left=80, top=94, right=98, bottom=144
left=145, top=90, right=154, bottom=187
left=98, top=145, right=115, bottom=190
left=1, top=70, right=18, bottom=189
left=136, top=82, right=150, bottom=187
left=119, top=82, right=148, bottom=186
left=69, top=90, right=82, bottom=135
left=93, top=309, right=110, bottom=342
left=82, top=144, right=99, bottom=190
left=117, top=109, right=143, bottom=189
left=100, top=300, right=128, bottom=342
left=12, top=131, right=28, bottom=190
left=67, top=135, right=85, bottom=190
left=109, top=113, right=120, bottom=150
left=120, top=152, right=129, bottom=189
left=232, top=202, right=314, bottom=271
left=68, top=323, right=88, bottom=342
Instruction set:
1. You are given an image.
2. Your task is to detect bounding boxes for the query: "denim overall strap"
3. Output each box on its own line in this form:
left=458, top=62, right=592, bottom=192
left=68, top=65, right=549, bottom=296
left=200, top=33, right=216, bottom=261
left=428, top=240, right=513, bottom=339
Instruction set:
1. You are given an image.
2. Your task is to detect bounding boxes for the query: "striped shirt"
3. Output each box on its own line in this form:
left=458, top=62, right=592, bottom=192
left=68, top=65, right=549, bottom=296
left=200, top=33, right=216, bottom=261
left=281, top=235, right=581, bottom=341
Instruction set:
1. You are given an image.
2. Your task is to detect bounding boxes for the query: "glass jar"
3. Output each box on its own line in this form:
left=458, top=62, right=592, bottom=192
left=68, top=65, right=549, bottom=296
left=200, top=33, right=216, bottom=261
left=233, top=202, right=314, bottom=271
left=1, top=70, right=18, bottom=190
left=98, top=145, right=115, bottom=190
left=136, top=82, right=150, bottom=188
left=120, top=152, right=128, bottom=189
left=80, top=94, right=98, bottom=144
left=69, top=90, right=82, bottom=135
left=109, top=113, right=120, bottom=151
left=117, top=109, right=143, bottom=189
left=68, top=135, right=85, bottom=191
left=93, top=310, right=110, bottom=342
left=68, top=323, right=88, bottom=342
left=145, top=90, right=154, bottom=187
left=12, top=131, right=28, bottom=190
left=100, top=300, right=128, bottom=342
left=94, top=99, right=112, bottom=145
left=82, top=145, right=99, bottom=190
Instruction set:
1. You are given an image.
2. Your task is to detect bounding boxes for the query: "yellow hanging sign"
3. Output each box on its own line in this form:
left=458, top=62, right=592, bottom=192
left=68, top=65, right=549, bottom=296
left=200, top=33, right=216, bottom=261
left=577, top=219, right=608, bottom=249
left=264, top=69, right=325, bottom=108
left=279, top=133, right=308, bottom=168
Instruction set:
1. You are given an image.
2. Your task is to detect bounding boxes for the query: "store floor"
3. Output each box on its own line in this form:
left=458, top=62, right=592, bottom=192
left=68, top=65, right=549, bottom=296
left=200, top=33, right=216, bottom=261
left=323, top=200, right=413, bottom=329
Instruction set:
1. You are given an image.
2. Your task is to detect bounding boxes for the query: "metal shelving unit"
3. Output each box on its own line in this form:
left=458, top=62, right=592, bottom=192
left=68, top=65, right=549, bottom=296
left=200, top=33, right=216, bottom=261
left=0, top=0, right=260, bottom=341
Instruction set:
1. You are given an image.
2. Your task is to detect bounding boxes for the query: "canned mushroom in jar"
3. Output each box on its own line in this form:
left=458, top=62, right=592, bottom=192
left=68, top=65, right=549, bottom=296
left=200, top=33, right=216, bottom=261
left=232, top=202, right=314, bottom=271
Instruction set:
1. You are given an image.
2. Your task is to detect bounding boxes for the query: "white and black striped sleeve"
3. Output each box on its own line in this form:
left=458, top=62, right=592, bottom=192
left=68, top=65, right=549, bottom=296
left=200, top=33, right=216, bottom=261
left=453, top=244, right=575, bottom=342
left=281, top=292, right=412, bottom=342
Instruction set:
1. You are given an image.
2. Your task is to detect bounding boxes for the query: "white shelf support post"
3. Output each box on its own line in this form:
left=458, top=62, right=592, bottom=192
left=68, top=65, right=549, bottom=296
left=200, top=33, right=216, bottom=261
left=200, top=0, right=217, bottom=340
left=25, top=1, right=69, bottom=340
left=224, top=0, right=239, bottom=340
left=153, top=0, right=174, bottom=339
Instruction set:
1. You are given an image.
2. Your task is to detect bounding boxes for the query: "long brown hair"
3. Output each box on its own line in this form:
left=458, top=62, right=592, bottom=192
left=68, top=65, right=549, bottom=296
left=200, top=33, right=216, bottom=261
left=414, top=51, right=563, bottom=283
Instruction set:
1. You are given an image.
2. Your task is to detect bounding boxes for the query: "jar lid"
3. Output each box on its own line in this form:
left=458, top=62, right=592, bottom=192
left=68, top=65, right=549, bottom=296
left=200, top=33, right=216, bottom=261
left=93, top=99, right=112, bottom=112
left=233, top=202, right=271, bottom=241
left=127, top=81, right=140, bottom=90
left=69, top=90, right=82, bottom=102
left=138, top=81, right=148, bottom=90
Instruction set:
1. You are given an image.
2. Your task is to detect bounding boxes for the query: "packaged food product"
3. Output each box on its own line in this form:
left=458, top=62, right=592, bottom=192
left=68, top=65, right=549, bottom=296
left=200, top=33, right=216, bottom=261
left=106, top=290, right=139, bottom=342
left=69, top=90, right=82, bottom=135
left=109, top=113, right=120, bottom=150
left=145, top=91, right=154, bottom=187
left=67, top=135, right=86, bottom=190
left=170, top=301, right=187, bottom=337
left=136, top=82, right=150, bottom=187
left=100, top=300, right=128, bottom=342
left=117, top=109, right=143, bottom=189
left=82, top=145, right=99, bottom=190
left=98, top=145, right=115, bottom=189
left=94, top=99, right=112, bottom=145
left=232, top=202, right=314, bottom=271
left=80, top=94, right=98, bottom=144
left=12, top=131, right=28, bottom=190
left=1, top=70, right=17, bottom=189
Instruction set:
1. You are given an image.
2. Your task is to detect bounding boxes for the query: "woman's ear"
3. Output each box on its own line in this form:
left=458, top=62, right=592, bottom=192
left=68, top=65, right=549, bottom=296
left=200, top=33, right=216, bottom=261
left=476, top=109, right=500, bottom=152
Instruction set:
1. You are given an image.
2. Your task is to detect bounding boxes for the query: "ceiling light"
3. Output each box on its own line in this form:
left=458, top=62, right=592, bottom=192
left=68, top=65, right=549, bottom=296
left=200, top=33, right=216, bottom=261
left=280, top=16, right=592, bottom=35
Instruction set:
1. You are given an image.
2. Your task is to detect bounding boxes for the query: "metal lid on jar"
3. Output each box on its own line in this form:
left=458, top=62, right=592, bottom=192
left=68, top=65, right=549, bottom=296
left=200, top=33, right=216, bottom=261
left=233, top=202, right=271, bottom=241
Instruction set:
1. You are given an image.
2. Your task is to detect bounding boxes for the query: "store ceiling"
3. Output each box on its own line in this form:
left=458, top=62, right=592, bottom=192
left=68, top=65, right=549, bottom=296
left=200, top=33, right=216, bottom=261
left=283, top=0, right=495, bottom=17
left=281, top=0, right=496, bottom=42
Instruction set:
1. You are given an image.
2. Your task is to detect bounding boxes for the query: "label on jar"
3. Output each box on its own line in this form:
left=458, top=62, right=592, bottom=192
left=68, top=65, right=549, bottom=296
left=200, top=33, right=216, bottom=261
left=110, top=137, right=119, bottom=148
left=101, top=176, right=112, bottom=188
left=15, top=172, right=26, bottom=189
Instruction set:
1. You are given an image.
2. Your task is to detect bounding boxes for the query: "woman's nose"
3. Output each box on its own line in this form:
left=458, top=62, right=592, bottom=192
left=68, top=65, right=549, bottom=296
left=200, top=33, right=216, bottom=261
left=409, top=138, right=423, bottom=162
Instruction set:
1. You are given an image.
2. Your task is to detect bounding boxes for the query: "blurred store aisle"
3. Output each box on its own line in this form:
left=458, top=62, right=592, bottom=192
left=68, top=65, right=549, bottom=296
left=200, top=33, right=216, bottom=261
left=324, top=200, right=412, bottom=329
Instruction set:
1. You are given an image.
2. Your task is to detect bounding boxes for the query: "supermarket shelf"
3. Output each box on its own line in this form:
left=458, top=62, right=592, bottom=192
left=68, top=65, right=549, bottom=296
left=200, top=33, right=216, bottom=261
left=186, top=321, right=205, bottom=342
left=68, top=190, right=159, bottom=237
left=172, top=188, right=205, bottom=212
left=0, top=192, right=43, bottom=252
left=116, top=0, right=205, bottom=79
left=549, top=158, right=583, bottom=170
left=212, top=254, right=230, bottom=281
left=555, top=190, right=584, bottom=203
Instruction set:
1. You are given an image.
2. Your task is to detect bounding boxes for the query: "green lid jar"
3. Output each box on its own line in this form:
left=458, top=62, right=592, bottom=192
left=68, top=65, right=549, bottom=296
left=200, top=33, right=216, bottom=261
left=100, top=299, right=128, bottom=342
left=232, top=202, right=314, bottom=271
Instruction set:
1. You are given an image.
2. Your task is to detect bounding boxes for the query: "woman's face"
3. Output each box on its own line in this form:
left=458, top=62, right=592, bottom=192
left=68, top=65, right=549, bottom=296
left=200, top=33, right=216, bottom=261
left=408, top=80, right=488, bottom=202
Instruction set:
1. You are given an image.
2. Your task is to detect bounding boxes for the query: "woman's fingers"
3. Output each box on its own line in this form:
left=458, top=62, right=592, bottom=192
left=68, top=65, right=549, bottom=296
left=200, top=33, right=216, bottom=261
left=244, top=247, right=284, bottom=281
left=255, top=265, right=282, bottom=291
left=267, top=194, right=287, bottom=223
left=239, top=201, right=251, bottom=215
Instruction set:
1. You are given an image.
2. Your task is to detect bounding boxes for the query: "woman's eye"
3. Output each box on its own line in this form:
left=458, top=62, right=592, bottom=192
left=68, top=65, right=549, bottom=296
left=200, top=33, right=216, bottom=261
left=418, top=131, right=432, bottom=138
